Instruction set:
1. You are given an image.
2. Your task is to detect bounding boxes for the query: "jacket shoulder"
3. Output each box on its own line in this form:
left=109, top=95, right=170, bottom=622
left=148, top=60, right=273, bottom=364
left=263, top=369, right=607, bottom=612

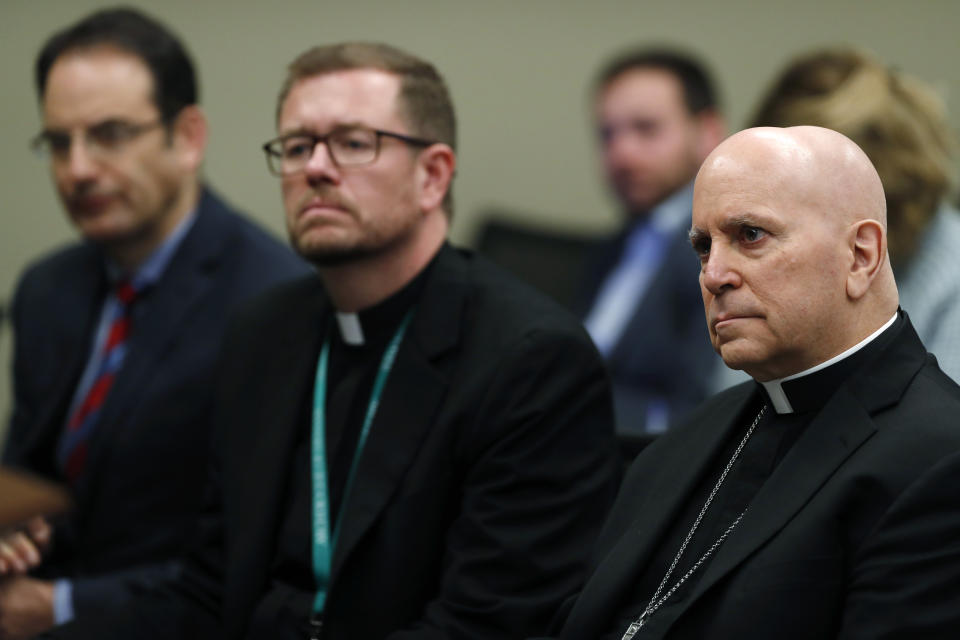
left=12, top=242, right=99, bottom=311
left=199, top=189, right=309, bottom=277
left=224, top=273, right=321, bottom=333
left=452, top=246, right=591, bottom=341
left=18, top=242, right=97, bottom=282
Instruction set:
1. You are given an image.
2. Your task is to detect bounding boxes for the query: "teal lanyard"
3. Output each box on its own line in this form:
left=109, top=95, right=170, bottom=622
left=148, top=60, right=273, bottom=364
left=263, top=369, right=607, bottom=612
left=311, top=309, right=414, bottom=614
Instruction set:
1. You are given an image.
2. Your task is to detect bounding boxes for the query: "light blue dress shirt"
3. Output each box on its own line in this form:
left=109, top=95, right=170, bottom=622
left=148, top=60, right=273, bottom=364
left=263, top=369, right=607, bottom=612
left=584, top=181, right=694, bottom=356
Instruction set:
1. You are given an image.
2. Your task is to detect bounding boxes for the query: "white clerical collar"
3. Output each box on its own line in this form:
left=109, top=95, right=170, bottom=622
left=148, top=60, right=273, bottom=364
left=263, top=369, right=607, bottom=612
left=760, top=313, right=898, bottom=414
left=335, top=312, right=365, bottom=346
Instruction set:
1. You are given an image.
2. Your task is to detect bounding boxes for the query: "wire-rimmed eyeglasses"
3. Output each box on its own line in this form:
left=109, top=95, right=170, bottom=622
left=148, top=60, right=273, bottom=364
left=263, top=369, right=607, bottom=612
left=30, top=119, right=165, bottom=161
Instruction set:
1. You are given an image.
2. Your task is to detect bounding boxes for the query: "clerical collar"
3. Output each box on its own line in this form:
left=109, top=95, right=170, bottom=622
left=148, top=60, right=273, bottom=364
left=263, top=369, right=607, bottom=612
left=331, top=245, right=441, bottom=347
left=335, top=312, right=365, bottom=346
left=760, top=312, right=900, bottom=414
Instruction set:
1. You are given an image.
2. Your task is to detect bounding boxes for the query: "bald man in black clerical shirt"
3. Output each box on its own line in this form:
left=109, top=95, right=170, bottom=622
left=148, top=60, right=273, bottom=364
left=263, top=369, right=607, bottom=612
left=540, top=126, right=960, bottom=640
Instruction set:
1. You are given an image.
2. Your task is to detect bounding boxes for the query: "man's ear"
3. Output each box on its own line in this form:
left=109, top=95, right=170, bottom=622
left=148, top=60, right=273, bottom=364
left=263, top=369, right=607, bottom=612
left=171, top=105, right=208, bottom=173
left=416, top=143, right=456, bottom=214
left=847, top=219, right=886, bottom=300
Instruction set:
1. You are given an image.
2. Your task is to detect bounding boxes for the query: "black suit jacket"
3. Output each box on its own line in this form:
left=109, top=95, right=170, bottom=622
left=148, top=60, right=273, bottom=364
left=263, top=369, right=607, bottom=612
left=578, top=226, right=719, bottom=434
left=551, top=317, right=960, bottom=639
left=65, top=244, right=621, bottom=640
left=3, top=188, right=309, bottom=617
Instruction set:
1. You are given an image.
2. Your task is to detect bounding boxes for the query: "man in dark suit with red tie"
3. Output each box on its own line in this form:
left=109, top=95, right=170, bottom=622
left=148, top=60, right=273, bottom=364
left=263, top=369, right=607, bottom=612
left=544, top=126, right=960, bottom=639
left=0, top=8, right=307, bottom=638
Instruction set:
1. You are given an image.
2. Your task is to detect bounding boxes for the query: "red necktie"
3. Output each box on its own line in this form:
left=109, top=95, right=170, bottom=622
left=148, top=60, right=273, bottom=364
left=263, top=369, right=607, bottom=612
left=59, top=281, right=139, bottom=483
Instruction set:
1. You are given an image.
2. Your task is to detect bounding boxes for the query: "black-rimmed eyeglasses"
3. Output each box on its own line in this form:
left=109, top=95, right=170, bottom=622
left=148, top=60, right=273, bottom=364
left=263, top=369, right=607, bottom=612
left=261, top=126, right=435, bottom=176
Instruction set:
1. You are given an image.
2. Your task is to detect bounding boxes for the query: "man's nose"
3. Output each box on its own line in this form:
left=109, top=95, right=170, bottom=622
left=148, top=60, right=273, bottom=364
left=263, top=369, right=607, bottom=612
left=64, top=136, right=99, bottom=183
left=605, top=130, right=642, bottom=163
left=701, top=245, right=741, bottom=294
left=303, top=141, right=340, bottom=184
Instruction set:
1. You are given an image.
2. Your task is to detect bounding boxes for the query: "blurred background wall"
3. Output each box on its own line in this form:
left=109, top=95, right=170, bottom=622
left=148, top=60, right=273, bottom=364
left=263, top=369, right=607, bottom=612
left=2, top=0, right=958, bottom=431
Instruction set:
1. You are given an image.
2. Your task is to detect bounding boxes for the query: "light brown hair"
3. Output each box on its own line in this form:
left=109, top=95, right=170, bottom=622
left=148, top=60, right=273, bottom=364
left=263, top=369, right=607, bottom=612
left=751, top=48, right=957, bottom=264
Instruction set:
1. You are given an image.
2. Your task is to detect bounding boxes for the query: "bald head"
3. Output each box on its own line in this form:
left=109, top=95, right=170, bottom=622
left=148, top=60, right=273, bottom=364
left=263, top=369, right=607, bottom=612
left=691, top=126, right=899, bottom=381
left=702, top=126, right=887, bottom=228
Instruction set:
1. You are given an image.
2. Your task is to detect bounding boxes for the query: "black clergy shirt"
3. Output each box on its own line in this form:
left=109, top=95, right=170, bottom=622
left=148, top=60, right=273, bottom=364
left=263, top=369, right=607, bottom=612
left=245, top=257, right=435, bottom=640
left=601, top=313, right=904, bottom=639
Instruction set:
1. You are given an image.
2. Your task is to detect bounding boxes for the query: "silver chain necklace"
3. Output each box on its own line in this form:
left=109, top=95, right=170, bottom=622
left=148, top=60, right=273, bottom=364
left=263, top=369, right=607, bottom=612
left=620, top=406, right=766, bottom=640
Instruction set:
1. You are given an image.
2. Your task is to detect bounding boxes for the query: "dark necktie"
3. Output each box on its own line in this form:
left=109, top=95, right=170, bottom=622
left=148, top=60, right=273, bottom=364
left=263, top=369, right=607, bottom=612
left=58, top=280, right=140, bottom=483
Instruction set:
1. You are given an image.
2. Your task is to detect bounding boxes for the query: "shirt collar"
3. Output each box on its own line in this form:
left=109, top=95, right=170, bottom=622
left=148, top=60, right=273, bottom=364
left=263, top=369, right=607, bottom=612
left=649, top=180, right=694, bottom=234
left=760, top=312, right=900, bottom=414
left=621, top=181, right=694, bottom=258
left=105, top=208, right=198, bottom=290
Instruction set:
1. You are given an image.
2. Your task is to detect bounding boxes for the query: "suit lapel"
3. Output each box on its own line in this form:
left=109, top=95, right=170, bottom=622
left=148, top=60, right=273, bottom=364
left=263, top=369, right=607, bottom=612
left=330, top=246, right=464, bottom=584
left=20, top=246, right=106, bottom=474
left=672, top=389, right=876, bottom=621
left=561, top=385, right=756, bottom=637
left=78, top=198, right=227, bottom=494
left=607, top=230, right=694, bottom=369
left=577, top=232, right=629, bottom=316
left=233, top=279, right=327, bottom=572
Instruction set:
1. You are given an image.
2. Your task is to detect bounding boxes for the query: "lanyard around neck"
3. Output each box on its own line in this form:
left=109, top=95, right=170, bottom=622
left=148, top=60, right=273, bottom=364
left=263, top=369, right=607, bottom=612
left=311, top=309, right=415, bottom=615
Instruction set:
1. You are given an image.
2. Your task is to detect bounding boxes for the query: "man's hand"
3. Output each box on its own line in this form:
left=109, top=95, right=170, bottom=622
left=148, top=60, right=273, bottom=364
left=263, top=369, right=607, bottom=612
left=0, top=518, right=51, bottom=575
left=0, top=576, right=54, bottom=640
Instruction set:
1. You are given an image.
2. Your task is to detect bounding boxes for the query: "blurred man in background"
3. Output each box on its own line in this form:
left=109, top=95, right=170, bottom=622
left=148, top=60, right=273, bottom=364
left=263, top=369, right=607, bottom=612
left=579, top=48, right=726, bottom=437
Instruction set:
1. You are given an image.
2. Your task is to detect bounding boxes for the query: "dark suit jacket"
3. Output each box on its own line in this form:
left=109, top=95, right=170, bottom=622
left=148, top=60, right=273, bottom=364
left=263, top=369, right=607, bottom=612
left=61, top=244, right=621, bottom=640
left=551, top=317, right=960, bottom=639
left=3, top=188, right=309, bottom=618
left=578, top=226, right=718, bottom=434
